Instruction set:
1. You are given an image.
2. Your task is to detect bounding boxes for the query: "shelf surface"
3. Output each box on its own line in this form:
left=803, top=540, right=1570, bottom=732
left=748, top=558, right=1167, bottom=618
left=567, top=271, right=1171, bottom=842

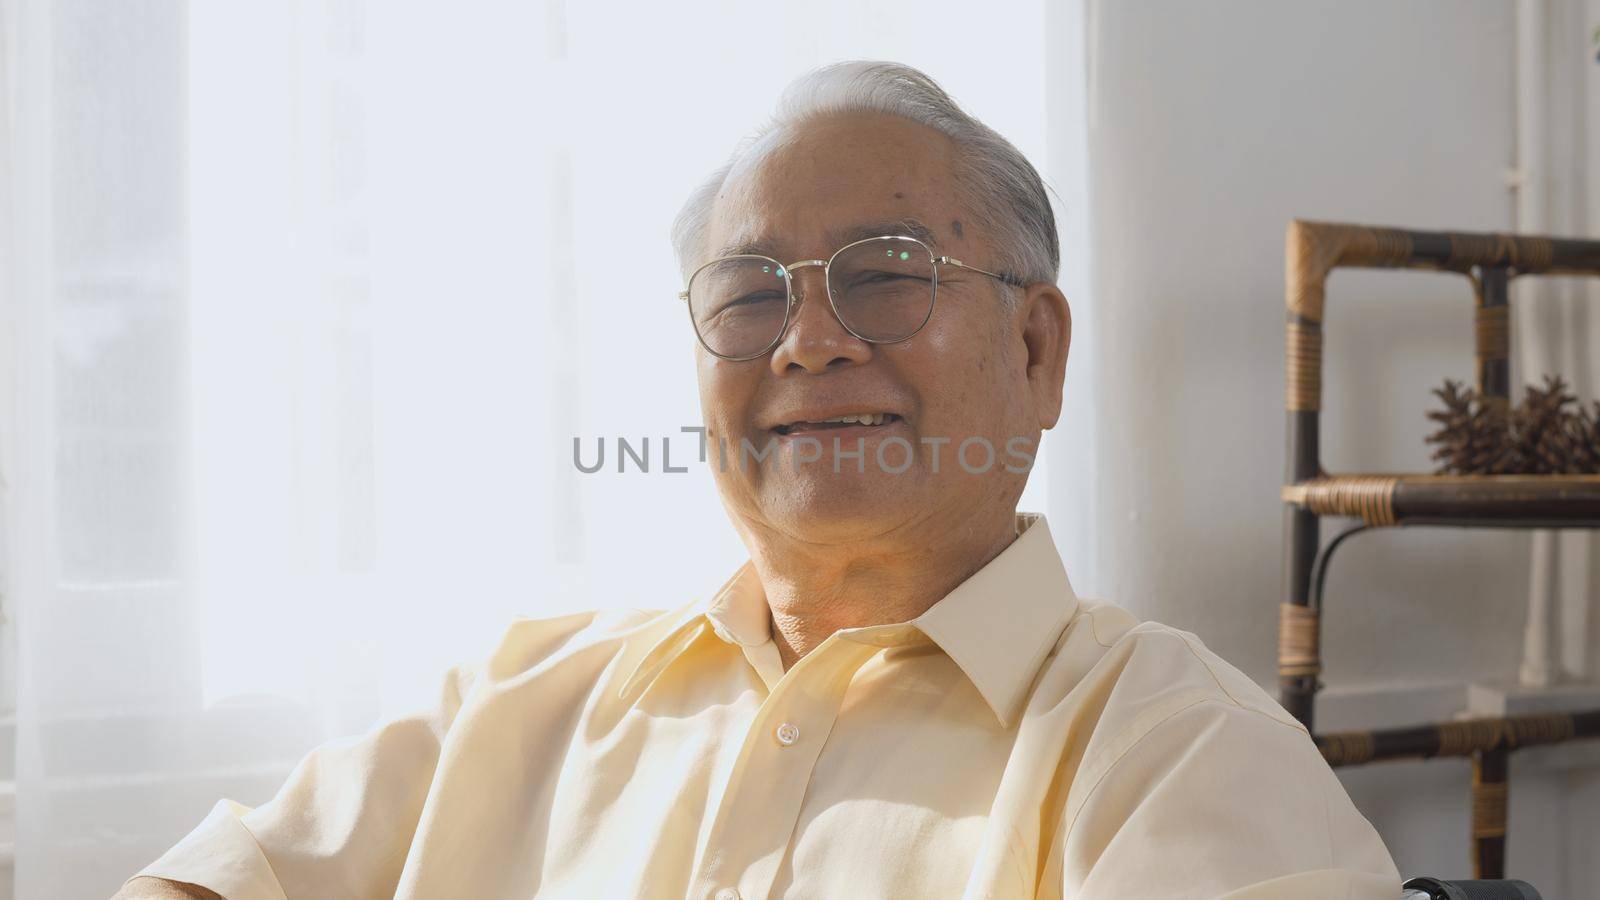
left=1282, top=473, right=1600, bottom=527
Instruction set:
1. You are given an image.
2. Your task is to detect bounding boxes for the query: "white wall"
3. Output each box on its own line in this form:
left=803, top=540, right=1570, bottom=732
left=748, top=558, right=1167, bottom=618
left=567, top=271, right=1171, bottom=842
left=1073, top=0, right=1599, bottom=892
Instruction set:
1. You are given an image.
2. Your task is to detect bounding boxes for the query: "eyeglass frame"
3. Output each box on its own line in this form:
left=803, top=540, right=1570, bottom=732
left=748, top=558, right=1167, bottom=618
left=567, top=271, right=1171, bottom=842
left=677, top=234, right=1026, bottom=361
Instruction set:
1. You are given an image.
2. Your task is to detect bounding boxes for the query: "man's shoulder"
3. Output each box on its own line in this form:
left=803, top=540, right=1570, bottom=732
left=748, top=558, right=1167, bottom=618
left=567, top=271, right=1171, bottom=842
left=1051, top=599, right=1303, bottom=735
left=474, top=604, right=693, bottom=687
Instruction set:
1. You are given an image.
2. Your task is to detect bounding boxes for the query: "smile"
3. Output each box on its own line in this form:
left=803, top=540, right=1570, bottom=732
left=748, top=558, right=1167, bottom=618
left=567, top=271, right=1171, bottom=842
left=774, top=413, right=903, bottom=435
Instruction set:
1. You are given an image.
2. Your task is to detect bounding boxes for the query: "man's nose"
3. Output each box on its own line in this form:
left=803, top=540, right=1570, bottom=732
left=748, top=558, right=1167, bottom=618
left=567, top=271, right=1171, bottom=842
left=769, top=266, right=873, bottom=374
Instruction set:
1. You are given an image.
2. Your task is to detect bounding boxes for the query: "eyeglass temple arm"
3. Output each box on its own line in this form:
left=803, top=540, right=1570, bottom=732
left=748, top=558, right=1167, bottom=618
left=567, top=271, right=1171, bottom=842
left=936, top=257, right=1027, bottom=288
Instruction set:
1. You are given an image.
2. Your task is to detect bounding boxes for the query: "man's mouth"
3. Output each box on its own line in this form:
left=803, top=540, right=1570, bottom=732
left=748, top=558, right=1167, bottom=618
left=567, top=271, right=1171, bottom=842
left=773, top=413, right=903, bottom=435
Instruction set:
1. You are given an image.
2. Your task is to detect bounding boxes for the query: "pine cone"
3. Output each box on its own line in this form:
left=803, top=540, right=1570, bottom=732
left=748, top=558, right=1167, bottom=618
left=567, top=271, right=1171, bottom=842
left=1566, top=400, right=1600, bottom=474
left=1425, top=374, right=1600, bottom=475
left=1425, top=379, right=1512, bottom=475
left=1509, top=375, right=1576, bottom=474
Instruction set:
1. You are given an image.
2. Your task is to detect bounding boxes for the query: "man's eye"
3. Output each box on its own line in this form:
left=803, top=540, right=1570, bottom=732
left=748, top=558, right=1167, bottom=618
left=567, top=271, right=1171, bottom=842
left=850, top=270, right=926, bottom=285
left=719, top=291, right=786, bottom=312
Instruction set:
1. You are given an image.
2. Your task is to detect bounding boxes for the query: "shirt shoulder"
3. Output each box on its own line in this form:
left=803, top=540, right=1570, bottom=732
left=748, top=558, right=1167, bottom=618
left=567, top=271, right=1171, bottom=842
left=477, top=605, right=688, bottom=688
left=1037, top=598, right=1305, bottom=752
left=1041, top=604, right=1399, bottom=895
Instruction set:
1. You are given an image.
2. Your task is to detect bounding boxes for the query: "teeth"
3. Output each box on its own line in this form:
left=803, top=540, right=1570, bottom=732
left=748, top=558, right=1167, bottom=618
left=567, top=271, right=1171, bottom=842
left=777, top=413, right=895, bottom=432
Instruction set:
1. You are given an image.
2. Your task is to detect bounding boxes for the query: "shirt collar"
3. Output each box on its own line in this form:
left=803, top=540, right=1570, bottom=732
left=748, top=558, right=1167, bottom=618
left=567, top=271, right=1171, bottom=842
left=904, top=512, right=1079, bottom=728
left=618, top=512, right=1080, bottom=728
left=614, top=566, right=747, bottom=703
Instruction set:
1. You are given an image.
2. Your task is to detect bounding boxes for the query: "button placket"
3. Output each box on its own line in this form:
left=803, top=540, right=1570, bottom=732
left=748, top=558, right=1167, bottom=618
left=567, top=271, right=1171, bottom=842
left=691, top=638, right=881, bottom=900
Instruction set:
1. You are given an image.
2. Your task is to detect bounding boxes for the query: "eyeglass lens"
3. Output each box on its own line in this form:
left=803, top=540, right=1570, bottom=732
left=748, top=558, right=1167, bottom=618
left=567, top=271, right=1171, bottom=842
left=687, top=237, right=936, bottom=359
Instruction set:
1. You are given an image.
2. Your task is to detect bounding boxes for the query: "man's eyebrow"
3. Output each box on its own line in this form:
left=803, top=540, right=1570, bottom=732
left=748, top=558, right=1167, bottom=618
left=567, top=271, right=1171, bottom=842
left=711, top=218, right=941, bottom=261
left=826, top=218, right=940, bottom=251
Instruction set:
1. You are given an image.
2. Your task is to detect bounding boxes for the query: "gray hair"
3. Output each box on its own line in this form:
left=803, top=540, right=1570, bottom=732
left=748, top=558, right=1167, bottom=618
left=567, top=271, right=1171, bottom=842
left=670, top=60, right=1059, bottom=303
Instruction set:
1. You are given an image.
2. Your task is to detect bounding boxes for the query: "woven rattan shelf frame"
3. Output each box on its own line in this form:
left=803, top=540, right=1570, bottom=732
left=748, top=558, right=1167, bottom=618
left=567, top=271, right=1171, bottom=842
left=1277, top=220, right=1600, bottom=879
left=1279, top=219, right=1600, bottom=728
left=1282, top=473, right=1600, bottom=527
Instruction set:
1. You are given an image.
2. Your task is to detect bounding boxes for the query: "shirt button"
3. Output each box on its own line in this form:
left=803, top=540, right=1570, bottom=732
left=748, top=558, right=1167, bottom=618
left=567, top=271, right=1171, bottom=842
left=715, top=889, right=741, bottom=900
left=774, top=722, right=800, bottom=746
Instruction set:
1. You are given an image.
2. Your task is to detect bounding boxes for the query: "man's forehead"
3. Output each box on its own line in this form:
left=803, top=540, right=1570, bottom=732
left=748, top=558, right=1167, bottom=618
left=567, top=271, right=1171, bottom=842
left=710, top=216, right=945, bottom=262
left=700, top=113, right=967, bottom=265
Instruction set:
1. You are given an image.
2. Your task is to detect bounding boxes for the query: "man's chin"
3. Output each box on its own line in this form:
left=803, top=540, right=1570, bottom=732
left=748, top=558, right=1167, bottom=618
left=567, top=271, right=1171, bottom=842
left=758, top=475, right=925, bottom=541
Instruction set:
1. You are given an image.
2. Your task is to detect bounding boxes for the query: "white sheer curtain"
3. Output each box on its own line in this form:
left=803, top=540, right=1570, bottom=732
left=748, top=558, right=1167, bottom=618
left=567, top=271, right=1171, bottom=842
left=1, top=2, right=1084, bottom=897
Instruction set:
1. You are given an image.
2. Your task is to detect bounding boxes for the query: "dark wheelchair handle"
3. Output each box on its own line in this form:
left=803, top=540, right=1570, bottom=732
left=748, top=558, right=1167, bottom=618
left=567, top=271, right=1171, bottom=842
left=1402, top=876, right=1542, bottom=900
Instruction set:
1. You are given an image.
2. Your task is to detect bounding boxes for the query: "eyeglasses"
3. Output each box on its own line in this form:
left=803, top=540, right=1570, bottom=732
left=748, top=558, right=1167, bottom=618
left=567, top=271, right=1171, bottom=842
left=678, top=234, right=1024, bottom=361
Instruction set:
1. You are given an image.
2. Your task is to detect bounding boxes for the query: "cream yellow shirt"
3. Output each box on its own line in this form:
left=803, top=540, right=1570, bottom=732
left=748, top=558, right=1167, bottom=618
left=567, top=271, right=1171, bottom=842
left=132, top=513, right=1400, bottom=899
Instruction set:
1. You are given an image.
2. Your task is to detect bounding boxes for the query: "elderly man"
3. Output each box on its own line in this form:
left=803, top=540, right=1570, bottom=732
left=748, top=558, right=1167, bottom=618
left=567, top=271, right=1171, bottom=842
left=120, top=61, right=1400, bottom=899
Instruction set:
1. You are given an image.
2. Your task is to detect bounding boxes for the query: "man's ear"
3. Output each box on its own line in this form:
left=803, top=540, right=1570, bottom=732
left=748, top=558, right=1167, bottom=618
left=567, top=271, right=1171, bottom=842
left=1018, top=282, right=1070, bottom=429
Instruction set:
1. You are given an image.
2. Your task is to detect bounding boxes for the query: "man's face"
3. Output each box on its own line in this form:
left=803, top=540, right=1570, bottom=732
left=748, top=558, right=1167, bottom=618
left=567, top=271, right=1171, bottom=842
left=694, top=112, right=1057, bottom=546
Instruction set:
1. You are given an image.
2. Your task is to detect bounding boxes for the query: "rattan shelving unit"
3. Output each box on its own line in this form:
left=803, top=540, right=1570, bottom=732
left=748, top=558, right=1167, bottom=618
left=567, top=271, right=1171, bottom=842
left=1276, top=220, right=1600, bottom=878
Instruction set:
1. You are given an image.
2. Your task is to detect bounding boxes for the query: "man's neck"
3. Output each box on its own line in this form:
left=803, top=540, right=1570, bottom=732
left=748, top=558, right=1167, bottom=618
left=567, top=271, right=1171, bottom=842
left=745, top=507, right=1022, bottom=672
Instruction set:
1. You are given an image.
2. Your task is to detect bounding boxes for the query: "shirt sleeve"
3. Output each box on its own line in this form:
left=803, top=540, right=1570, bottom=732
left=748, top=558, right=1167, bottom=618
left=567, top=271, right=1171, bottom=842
left=1060, top=698, right=1402, bottom=899
left=124, top=660, right=479, bottom=900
